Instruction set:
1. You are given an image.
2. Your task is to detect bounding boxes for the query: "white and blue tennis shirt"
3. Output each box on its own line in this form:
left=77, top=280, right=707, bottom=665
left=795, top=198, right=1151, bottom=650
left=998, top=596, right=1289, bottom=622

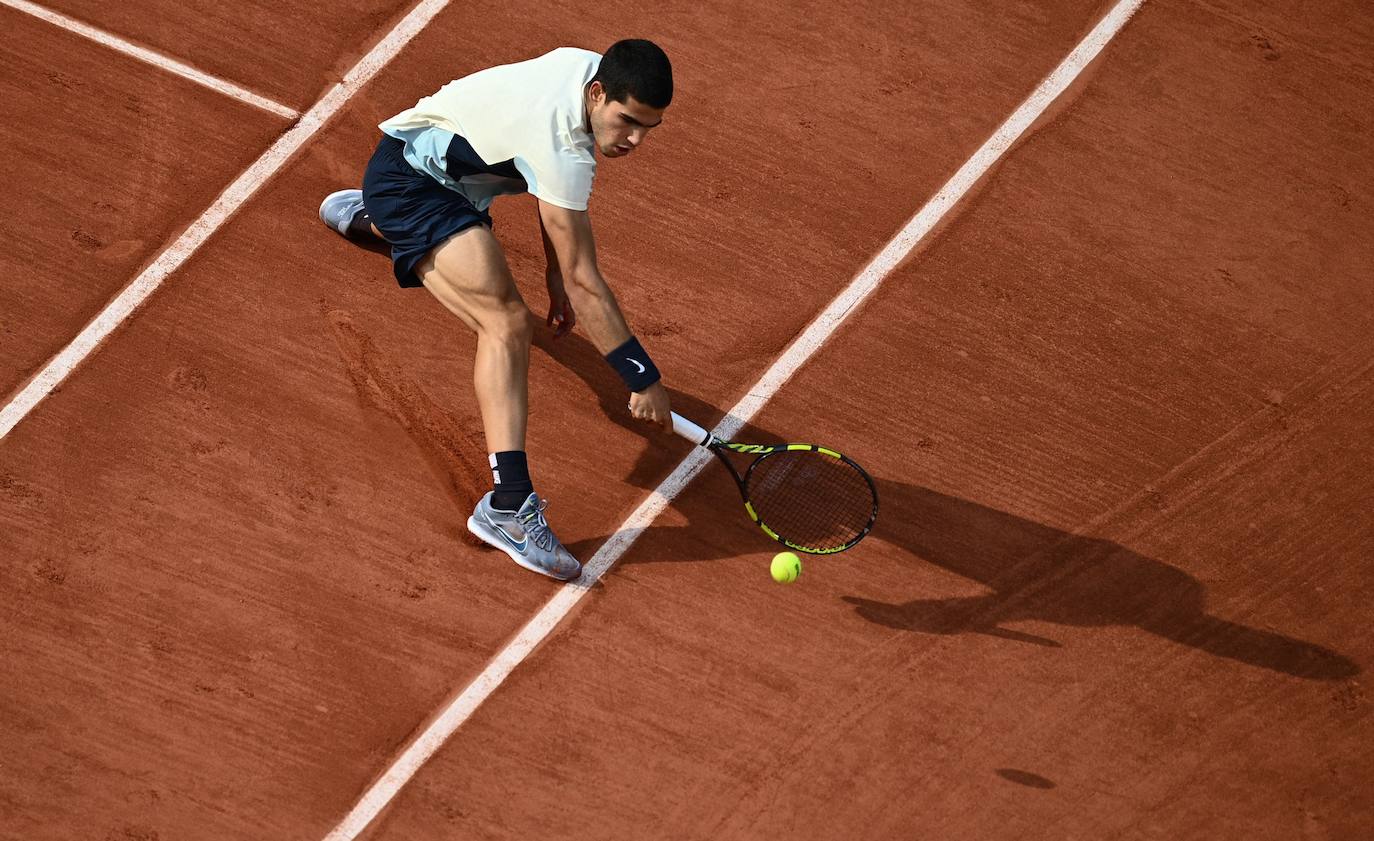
left=378, top=47, right=602, bottom=212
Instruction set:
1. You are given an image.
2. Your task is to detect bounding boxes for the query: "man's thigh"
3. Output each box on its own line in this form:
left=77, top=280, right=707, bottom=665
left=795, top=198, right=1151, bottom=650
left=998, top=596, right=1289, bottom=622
left=416, top=225, right=529, bottom=331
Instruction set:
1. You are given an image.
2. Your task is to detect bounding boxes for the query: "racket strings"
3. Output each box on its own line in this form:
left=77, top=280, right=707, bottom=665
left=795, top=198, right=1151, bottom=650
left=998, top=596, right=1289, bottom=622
left=745, top=450, right=875, bottom=551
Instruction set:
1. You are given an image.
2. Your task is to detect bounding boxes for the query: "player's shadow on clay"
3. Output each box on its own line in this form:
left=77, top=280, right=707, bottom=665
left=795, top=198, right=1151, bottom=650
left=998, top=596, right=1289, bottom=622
left=835, top=486, right=1360, bottom=681
left=533, top=331, right=1360, bottom=683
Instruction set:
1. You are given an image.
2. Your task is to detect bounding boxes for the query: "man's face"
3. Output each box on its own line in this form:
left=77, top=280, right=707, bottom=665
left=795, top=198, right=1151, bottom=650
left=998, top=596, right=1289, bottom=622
left=586, top=81, right=665, bottom=158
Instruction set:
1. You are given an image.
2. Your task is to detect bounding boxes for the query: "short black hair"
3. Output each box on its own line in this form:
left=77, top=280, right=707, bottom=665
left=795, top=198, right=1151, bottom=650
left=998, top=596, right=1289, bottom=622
left=592, top=39, right=673, bottom=109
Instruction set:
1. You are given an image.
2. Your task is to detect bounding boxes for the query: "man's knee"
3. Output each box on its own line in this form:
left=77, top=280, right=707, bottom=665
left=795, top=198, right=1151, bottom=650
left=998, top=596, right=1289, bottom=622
left=480, top=305, right=534, bottom=349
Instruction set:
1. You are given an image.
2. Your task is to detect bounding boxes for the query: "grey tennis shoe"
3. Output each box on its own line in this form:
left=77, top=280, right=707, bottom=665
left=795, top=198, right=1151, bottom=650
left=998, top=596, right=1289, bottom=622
left=467, top=492, right=583, bottom=581
left=318, top=188, right=366, bottom=238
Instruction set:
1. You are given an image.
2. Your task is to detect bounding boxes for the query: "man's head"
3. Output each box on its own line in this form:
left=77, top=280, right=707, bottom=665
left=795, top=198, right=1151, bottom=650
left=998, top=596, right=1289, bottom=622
left=585, top=39, right=672, bottom=158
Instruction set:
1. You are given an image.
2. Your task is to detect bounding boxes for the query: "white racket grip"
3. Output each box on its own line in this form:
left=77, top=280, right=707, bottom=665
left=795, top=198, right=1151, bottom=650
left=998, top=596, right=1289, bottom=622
left=671, top=412, right=714, bottom=447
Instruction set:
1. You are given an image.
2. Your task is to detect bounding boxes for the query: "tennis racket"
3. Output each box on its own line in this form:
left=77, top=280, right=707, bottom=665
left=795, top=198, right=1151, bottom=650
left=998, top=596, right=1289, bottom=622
left=671, top=412, right=878, bottom=554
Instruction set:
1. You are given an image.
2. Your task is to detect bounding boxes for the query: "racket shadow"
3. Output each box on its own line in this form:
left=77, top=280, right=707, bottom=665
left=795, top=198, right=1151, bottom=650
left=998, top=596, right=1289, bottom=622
left=533, top=332, right=1359, bottom=682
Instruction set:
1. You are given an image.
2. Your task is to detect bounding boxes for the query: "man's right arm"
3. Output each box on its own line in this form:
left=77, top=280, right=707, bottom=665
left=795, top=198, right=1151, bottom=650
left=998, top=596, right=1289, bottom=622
left=537, top=199, right=672, bottom=428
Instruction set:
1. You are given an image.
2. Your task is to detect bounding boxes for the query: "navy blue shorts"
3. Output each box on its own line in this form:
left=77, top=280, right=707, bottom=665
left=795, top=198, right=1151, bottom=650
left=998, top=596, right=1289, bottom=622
left=361, top=135, right=492, bottom=288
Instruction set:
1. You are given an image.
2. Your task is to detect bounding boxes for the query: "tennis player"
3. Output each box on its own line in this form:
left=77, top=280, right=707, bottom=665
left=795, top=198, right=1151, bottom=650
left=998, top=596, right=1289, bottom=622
left=319, top=40, right=674, bottom=581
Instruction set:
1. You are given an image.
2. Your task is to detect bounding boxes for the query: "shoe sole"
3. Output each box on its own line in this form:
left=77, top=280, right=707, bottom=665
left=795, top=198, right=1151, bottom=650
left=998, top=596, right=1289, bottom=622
left=466, top=515, right=582, bottom=581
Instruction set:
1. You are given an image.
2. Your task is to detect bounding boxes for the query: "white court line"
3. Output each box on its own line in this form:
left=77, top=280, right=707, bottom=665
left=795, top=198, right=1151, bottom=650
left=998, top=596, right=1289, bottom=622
left=321, top=0, right=1149, bottom=837
left=0, top=0, right=298, bottom=119
left=0, top=0, right=457, bottom=441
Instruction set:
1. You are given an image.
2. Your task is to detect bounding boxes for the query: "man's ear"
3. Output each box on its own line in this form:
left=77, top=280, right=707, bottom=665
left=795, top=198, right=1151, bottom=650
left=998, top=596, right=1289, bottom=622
left=587, top=80, right=605, bottom=105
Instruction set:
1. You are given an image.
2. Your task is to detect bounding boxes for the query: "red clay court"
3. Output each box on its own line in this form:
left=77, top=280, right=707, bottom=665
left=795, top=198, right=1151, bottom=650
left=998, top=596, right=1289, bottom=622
left=2, top=0, right=1372, bottom=838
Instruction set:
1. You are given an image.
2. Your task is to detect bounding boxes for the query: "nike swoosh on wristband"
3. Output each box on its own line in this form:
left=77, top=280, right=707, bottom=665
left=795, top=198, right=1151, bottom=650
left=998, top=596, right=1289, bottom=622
left=626, top=358, right=646, bottom=374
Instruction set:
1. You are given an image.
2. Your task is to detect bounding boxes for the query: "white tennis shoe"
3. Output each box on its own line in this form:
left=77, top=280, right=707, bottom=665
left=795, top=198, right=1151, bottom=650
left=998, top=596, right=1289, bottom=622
left=318, top=188, right=366, bottom=238
left=467, top=492, right=582, bottom=581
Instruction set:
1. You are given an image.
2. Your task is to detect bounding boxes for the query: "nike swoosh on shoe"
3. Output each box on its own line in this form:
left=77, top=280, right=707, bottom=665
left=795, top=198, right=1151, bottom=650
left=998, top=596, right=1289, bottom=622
left=491, top=521, right=528, bottom=553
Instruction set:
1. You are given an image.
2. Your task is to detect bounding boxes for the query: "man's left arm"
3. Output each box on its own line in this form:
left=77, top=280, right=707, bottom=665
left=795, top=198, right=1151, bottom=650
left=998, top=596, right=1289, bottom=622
left=540, top=213, right=575, bottom=338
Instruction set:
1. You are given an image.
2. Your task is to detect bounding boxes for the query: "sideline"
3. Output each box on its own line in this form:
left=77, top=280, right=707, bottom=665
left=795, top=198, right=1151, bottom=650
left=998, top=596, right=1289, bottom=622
left=0, top=0, right=298, bottom=119
left=0, top=0, right=457, bottom=440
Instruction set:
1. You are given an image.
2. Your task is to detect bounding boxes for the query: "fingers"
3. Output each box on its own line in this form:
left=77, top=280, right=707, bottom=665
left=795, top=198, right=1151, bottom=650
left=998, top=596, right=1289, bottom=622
left=546, top=305, right=574, bottom=338
left=626, top=401, right=672, bottom=429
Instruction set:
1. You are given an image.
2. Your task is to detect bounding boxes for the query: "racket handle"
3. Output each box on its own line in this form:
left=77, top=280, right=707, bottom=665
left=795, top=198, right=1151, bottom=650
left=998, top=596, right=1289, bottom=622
left=671, top=412, right=714, bottom=447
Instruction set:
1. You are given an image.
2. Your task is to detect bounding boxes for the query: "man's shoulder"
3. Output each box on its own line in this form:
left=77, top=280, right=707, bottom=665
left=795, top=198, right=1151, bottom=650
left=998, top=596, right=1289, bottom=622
left=537, top=46, right=602, bottom=66
left=514, top=47, right=601, bottom=85
left=464, top=47, right=600, bottom=92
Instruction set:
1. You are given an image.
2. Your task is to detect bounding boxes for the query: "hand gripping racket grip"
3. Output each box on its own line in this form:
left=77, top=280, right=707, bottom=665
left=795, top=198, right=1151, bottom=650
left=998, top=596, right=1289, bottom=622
left=670, top=412, right=715, bottom=447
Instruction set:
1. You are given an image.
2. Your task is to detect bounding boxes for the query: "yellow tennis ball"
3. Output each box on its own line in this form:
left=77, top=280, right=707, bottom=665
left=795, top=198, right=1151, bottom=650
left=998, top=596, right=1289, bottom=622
left=770, top=551, right=801, bottom=583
